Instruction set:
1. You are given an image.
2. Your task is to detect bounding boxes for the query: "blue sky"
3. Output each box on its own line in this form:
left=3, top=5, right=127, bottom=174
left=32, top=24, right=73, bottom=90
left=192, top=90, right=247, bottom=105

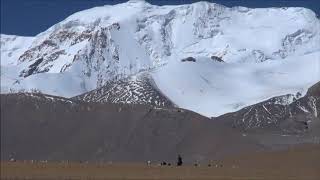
left=1, top=0, right=319, bottom=36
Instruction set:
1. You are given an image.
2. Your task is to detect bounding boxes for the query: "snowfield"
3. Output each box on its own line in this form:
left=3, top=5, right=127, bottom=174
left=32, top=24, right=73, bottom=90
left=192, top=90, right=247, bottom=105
left=152, top=53, right=320, bottom=117
left=1, top=0, right=320, bottom=117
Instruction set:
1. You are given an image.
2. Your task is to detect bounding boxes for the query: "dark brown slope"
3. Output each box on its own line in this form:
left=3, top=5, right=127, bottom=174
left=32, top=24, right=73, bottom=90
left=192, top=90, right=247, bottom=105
left=2, top=82, right=319, bottom=163
left=1, top=93, right=261, bottom=163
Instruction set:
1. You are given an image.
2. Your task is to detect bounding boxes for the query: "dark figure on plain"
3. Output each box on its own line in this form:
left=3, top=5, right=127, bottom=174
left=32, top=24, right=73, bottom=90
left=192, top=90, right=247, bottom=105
left=177, top=155, right=183, bottom=166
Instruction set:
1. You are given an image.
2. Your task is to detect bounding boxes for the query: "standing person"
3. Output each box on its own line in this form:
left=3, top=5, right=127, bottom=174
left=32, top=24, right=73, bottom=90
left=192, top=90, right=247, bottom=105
left=177, top=154, right=183, bottom=166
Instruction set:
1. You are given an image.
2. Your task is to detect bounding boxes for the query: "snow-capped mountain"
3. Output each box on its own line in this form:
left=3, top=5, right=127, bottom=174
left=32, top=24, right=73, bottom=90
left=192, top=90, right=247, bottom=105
left=1, top=0, right=320, bottom=117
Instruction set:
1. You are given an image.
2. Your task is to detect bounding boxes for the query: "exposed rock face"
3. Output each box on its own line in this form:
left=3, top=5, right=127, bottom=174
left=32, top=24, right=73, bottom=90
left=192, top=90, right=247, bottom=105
left=210, top=56, right=224, bottom=62
left=274, top=29, right=315, bottom=59
left=73, top=73, right=174, bottom=107
left=17, top=24, right=124, bottom=88
left=181, top=57, right=196, bottom=62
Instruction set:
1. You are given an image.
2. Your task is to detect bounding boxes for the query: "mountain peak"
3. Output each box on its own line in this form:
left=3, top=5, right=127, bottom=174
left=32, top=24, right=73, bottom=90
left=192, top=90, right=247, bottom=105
left=127, top=0, right=148, bottom=4
left=128, top=0, right=146, bottom=2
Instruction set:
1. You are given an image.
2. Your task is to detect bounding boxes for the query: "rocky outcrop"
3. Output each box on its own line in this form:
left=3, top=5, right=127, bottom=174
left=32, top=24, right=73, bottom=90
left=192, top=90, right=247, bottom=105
left=74, top=73, right=174, bottom=107
left=216, top=82, right=320, bottom=134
